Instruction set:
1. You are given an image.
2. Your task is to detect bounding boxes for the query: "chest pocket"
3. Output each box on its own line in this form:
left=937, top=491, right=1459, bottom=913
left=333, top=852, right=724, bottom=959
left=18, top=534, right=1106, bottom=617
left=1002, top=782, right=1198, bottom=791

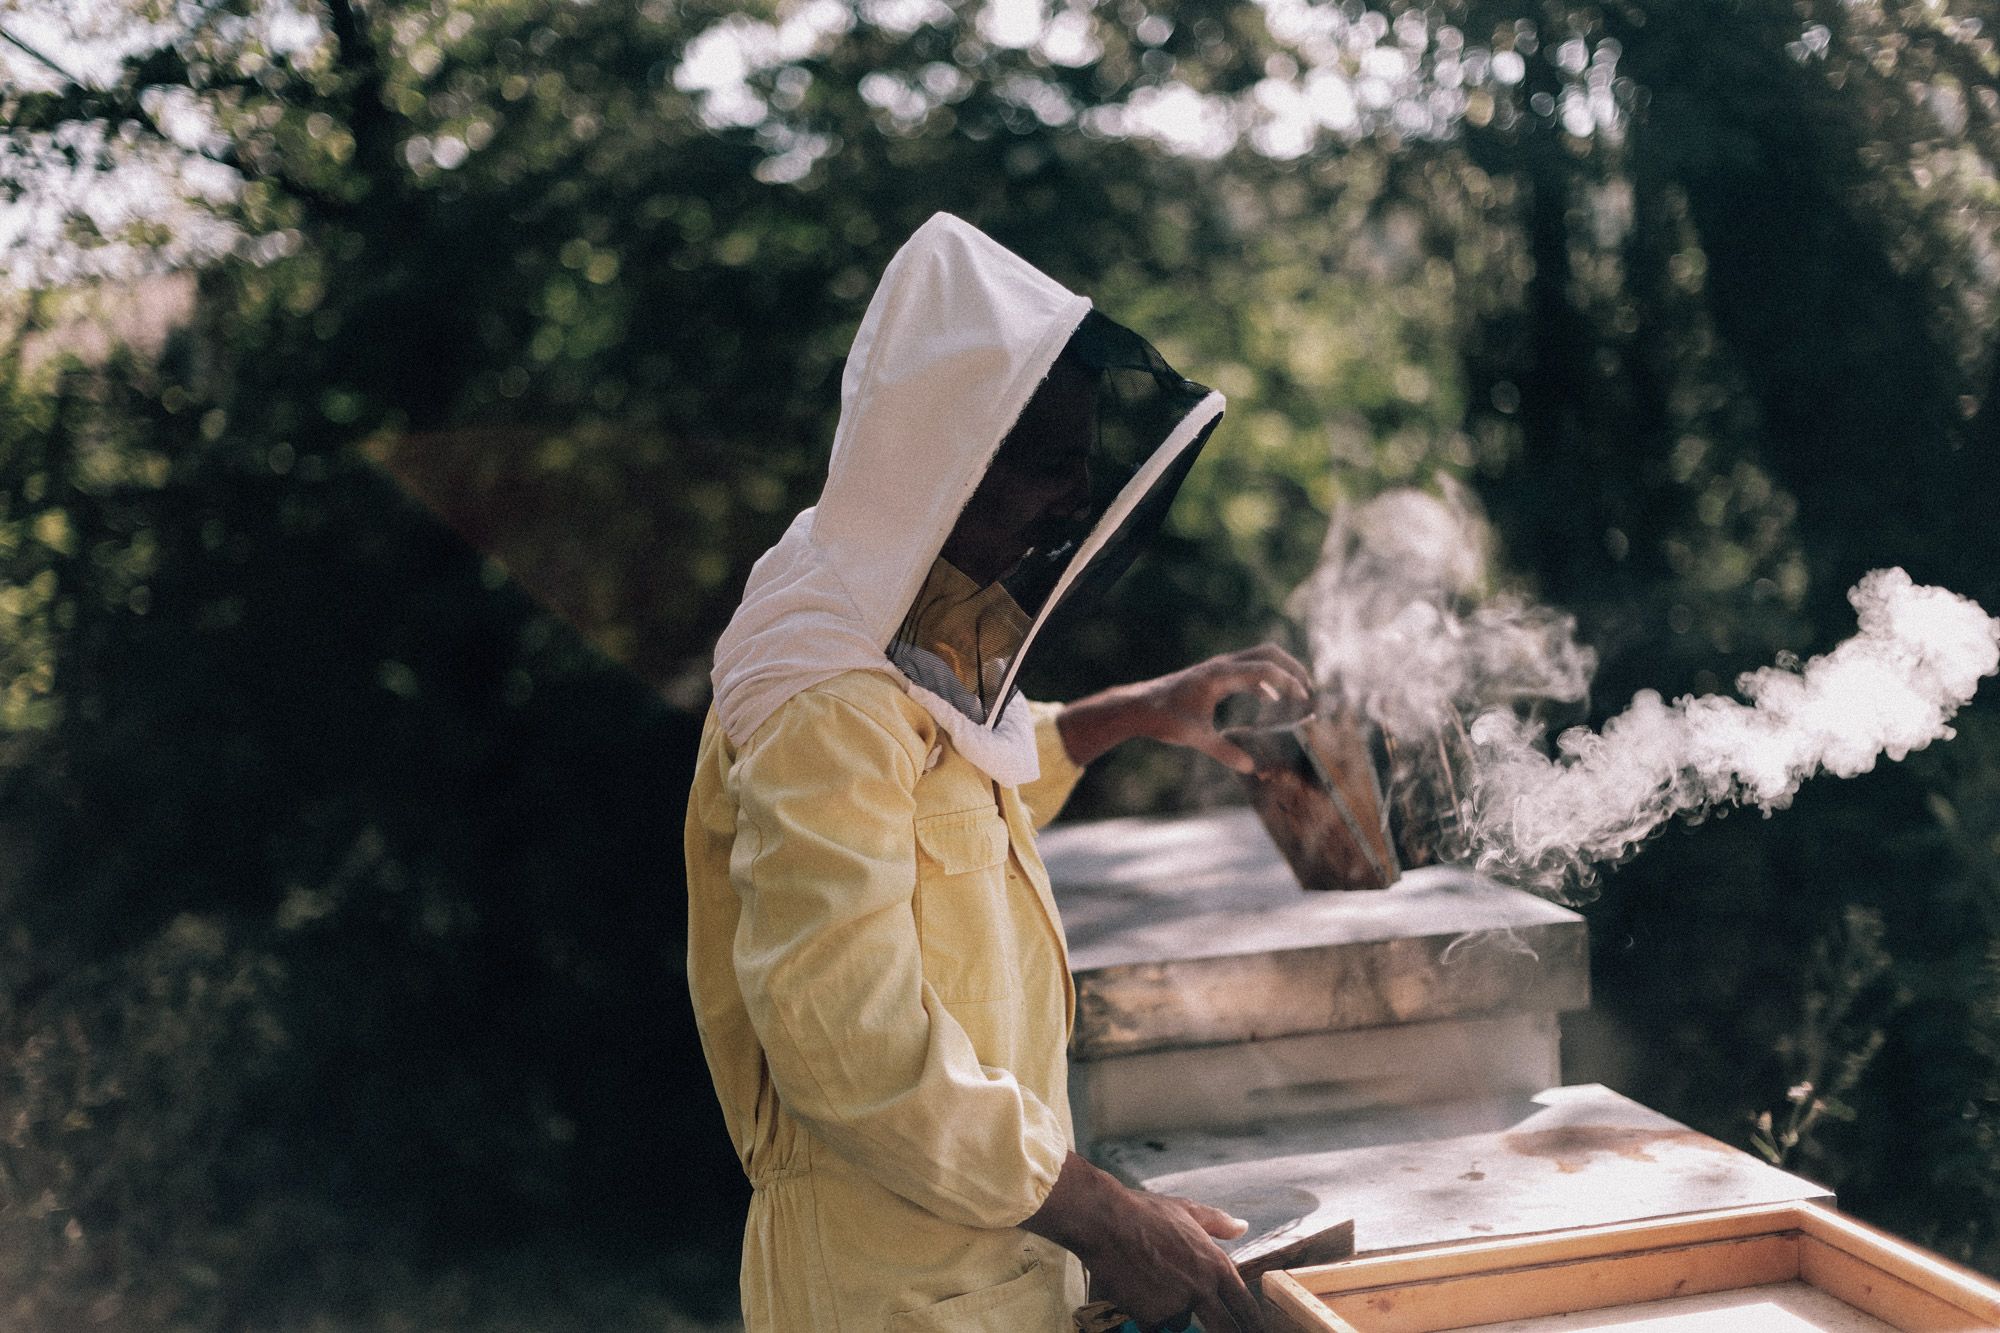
left=913, top=809, right=1019, bottom=1005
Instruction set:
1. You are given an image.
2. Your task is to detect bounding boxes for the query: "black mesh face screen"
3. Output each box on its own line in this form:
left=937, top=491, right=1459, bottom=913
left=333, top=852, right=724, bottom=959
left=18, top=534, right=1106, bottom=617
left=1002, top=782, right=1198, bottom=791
left=994, top=310, right=1214, bottom=618
left=1069, top=307, right=1216, bottom=496
left=1033, top=412, right=1215, bottom=620
left=887, top=308, right=1219, bottom=726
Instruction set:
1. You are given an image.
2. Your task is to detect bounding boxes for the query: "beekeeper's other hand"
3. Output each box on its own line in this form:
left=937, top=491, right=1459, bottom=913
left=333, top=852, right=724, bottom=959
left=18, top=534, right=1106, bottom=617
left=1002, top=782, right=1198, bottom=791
left=1054, top=645, right=1311, bottom=774
left=1023, top=1151, right=1267, bottom=1333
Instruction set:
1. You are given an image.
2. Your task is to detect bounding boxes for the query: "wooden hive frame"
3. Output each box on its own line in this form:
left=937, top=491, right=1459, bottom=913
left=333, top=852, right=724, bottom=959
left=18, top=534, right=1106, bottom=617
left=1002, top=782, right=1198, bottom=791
left=1261, top=1201, right=2000, bottom=1332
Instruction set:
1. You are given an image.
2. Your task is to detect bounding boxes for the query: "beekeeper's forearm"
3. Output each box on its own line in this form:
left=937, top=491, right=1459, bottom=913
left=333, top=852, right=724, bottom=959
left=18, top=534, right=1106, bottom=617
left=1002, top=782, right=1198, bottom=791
left=731, top=686, right=1068, bottom=1229
left=1055, top=648, right=1315, bottom=773
left=1053, top=681, right=1159, bottom=767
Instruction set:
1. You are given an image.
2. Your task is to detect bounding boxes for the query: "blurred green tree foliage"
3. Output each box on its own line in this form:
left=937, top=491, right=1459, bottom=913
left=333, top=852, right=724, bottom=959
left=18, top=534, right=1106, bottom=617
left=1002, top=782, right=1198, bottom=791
left=2, top=0, right=1999, bottom=1323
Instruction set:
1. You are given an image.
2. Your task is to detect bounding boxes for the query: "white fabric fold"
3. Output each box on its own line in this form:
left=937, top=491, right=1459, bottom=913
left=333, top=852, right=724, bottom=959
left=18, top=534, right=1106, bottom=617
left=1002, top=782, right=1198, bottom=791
left=905, top=680, right=1042, bottom=787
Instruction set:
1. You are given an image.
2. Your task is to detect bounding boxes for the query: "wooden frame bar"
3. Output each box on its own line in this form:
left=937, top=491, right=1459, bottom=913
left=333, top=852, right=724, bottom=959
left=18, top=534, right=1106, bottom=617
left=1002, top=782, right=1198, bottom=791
left=1261, top=1202, right=2000, bottom=1332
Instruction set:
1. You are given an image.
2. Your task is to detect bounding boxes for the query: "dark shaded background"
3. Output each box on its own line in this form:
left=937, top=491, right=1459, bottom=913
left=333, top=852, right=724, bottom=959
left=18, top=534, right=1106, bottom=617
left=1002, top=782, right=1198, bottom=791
left=3, top=0, right=1999, bottom=1326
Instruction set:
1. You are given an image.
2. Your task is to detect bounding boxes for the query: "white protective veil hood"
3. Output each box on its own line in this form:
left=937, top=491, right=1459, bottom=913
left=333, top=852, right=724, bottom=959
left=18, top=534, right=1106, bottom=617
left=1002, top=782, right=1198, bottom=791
left=709, top=212, right=1224, bottom=785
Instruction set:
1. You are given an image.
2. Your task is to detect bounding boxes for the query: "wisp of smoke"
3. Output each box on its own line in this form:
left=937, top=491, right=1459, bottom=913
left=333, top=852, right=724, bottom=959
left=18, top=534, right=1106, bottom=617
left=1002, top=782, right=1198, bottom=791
left=1463, top=567, right=2000, bottom=898
left=1289, top=484, right=2000, bottom=902
left=1288, top=482, right=1599, bottom=871
left=1288, top=478, right=1597, bottom=739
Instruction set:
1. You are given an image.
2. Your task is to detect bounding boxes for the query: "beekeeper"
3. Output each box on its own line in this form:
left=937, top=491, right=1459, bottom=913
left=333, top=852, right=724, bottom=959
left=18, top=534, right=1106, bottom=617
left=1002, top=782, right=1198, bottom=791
left=684, top=212, right=1308, bottom=1332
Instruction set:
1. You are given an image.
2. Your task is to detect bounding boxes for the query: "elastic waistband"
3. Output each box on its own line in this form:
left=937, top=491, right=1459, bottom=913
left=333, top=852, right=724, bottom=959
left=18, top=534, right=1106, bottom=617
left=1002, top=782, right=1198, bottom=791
left=748, top=1162, right=810, bottom=1190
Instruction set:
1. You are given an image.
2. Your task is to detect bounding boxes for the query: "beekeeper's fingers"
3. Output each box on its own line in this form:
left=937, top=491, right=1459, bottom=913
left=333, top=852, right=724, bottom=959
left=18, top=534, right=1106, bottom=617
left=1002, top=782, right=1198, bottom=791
left=1188, top=662, right=1305, bottom=714
left=1174, top=1197, right=1250, bottom=1240
left=1235, top=644, right=1311, bottom=699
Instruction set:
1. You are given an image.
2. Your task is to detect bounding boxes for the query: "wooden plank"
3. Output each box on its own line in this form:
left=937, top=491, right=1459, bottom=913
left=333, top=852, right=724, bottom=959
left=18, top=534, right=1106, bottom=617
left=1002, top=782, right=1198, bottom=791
left=1796, top=1205, right=2000, bottom=1324
left=1800, top=1236, right=1994, bottom=1331
left=1262, top=1270, right=1361, bottom=1333
left=1285, top=1202, right=1805, bottom=1295
left=1321, top=1235, right=1798, bottom=1333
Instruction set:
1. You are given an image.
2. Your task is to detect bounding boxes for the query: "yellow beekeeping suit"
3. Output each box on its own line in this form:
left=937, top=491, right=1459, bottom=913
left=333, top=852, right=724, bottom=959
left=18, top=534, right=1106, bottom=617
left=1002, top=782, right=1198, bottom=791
left=684, top=667, right=1091, bottom=1330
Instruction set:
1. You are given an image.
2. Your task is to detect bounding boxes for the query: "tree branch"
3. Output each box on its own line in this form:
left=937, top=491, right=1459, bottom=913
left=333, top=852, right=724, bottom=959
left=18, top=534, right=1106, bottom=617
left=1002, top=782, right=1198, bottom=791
left=0, top=23, right=86, bottom=87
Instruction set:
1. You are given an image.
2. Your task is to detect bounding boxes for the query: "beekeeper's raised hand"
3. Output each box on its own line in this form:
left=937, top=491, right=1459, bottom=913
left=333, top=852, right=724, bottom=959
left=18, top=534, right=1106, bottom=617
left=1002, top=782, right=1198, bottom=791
left=1023, top=1150, right=1268, bottom=1333
left=1054, top=645, right=1313, bottom=774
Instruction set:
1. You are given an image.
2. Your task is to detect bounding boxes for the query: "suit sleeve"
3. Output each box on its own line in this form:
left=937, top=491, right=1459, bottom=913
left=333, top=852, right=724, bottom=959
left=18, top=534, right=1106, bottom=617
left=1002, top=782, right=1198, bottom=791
left=728, top=685, right=1068, bottom=1229
left=1016, top=698, right=1088, bottom=831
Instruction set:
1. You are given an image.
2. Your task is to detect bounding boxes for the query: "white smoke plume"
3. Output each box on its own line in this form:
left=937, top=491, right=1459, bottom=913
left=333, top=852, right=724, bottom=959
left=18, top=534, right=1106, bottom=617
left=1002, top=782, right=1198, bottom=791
left=1289, top=483, right=2000, bottom=901
left=1288, top=477, right=1596, bottom=738
left=1464, top=567, right=2000, bottom=897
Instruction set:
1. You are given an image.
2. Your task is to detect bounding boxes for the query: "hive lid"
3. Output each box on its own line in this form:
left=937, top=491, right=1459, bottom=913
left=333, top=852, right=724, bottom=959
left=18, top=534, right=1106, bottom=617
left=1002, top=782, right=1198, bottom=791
left=1041, top=806, right=1588, bottom=1058
left=1092, top=1084, right=1834, bottom=1260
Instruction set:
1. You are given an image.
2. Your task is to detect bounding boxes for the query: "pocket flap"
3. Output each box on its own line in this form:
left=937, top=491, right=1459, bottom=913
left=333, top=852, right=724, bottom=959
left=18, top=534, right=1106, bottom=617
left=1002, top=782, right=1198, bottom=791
left=915, top=811, right=1009, bottom=876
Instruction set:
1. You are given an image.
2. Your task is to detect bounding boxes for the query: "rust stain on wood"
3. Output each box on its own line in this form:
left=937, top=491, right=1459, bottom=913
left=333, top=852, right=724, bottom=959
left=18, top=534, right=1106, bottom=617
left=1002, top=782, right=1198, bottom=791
left=1502, top=1125, right=1731, bottom=1174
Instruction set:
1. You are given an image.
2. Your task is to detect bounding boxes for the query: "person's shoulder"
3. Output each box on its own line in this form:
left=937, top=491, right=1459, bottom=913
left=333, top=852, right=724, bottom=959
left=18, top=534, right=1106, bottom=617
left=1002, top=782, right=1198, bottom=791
left=808, top=665, right=920, bottom=712
left=757, top=669, right=936, bottom=757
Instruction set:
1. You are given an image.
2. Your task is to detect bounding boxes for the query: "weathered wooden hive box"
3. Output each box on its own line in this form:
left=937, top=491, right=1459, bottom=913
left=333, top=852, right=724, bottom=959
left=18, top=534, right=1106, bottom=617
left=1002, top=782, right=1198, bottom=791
left=1046, top=805, right=1589, bottom=1147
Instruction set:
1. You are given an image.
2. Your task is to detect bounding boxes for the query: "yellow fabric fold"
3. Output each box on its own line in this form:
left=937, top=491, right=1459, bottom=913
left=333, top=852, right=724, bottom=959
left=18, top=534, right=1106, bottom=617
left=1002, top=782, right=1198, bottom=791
left=1019, top=699, right=1088, bottom=831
